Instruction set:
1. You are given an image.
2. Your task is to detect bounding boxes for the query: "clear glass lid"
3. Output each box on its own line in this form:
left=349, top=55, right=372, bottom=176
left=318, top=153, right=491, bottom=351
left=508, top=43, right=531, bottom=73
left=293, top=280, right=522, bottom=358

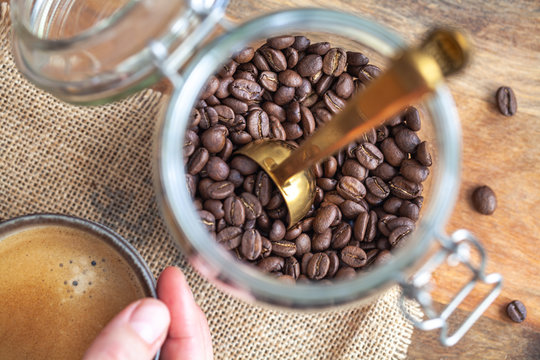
left=10, top=0, right=229, bottom=104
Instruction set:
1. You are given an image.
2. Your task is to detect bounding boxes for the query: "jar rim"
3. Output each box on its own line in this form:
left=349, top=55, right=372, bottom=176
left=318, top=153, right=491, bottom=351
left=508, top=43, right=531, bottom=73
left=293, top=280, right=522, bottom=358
left=156, top=8, right=461, bottom=308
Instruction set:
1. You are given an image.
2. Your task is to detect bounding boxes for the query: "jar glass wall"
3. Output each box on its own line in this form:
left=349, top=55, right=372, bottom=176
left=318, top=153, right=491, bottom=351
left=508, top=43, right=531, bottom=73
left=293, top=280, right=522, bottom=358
left=154, top=8, right=461, bottom=309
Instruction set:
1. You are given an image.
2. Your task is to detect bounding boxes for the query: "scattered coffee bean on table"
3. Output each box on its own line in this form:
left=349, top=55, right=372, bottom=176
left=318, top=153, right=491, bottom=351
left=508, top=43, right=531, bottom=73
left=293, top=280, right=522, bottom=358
left=506, top=300, right=527, bottom=323
left=185, top=35, right=433, bottom=283
left=471, top=185, right=497, bottom=215
left=496, top=86, right=517, bottom=116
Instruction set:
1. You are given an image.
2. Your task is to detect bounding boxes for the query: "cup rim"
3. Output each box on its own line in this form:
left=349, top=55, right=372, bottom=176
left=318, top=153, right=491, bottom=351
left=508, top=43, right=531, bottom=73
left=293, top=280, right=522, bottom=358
left=156, top=8, right=461, bottom=308
left=0, top=213, right=157, bottom=298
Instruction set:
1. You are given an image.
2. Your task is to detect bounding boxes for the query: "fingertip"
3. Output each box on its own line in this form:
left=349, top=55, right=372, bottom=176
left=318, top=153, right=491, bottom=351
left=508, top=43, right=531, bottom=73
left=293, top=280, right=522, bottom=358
left=129, top=298, right=171, bottom=345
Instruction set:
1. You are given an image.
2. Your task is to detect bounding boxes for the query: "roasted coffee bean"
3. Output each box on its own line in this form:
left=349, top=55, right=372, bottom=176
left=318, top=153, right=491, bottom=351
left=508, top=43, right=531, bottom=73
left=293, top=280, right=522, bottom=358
left=322, top=48, right=347, bottom=76
left=184, top=130, right=199, bottom=157
left=334, top=73, right=354, bottom=99
left=313, top=107, right=332, bottom=124
left=295, top=233, right=311, bottom=256
left=389, top=176, right=423, bottom=200
left=335, top=266, right=356, bottom=280
left=353, top=211, right=369, bottom=241
left=496, top=86, right=517, bottom=116
left=188, top=147, right=209, bottom=175
left=296, top=54, right=323, bottom=77
left=373, top=250, right=392, bottom=266
left=295, top=78, right=312, bottom=102
left=400, top=159, right=429, bottom=183
left=364, top=192, right=383, bottom=206
left=378, top=213, right=397, bottom=237
left=300, top=252, right=313, bottom=274
left=216, top=218, right=226, bottom=232
left=399, top=201, right=419, bottom=221
left=363, top=211, right=378, bottom=242
left=274, top=86, right=296, bottom=105
left=331, top=222, right=352, bottom=249
left=252, top=51, right=270, bottom=71
left=340, top=200, right=366, bottom=219
left=358, top=127, right=377, bottom=144
left=286, top=101, right=301, bottom=123
left=313, top=205, right=338, bottom=233
left=306, top=252, right=330, bottom=279
left=307, top=42, right=331, bottom=55
left=324, top=191, right=345, bottom=205
left=415, top=141, right=432, bottom=167
left=253, top=171, right=272, bottom=206
left=312, top=228, right=332, bottom=251
left=284, top=47, right=299, bottom=68
left=267, top=35, right=295, bottom=49
left=324, top=90, right=346, bottom=114
left=395, top=128, right=421, bottom=153
left=341, top=159, right=368, bottom=181
left=246, top=109, right=270, bottom=139
left=218, top=139, right=234, bottom=161
left=278, top=69, right=303, bottom=88
left=375, top=126, right=389, bottom=142
left=230, top=79, right=262, bottom=102
left=261, top=237, right=272, bottom=258
left=506, top=300, right=526, bottom=323
left=325, top=250, right=340, bottom=278
left=243, top=174, right=255, bottom=193
left=387, top=217, right=415, bottom=232
left=221, top=97, right=248, bottom=114
left=372, top=162, right=397, bottom=182
left=207, top=181, right=235, bottom=200
left=292, top=35, right=310, bottom=51
left=266, top=192, right=284, bottom=211
left=337, top=176, right=366, bottom=202
left=346, top=51, right=369, bottom=66
left=214, top=105, right=235, bottom=125
left=200, top=76, right=219, bottom=99
left=240, top=192, right=263, bottom=220
left=205, top=156, right=230, bottom=181
left=472, top=185, right=497, bottom=215
left=341, top=246, right=367, bottom=268
left=388, top=226, right=413, bottom=247
left=283, top=257, right=300, bottom=279
left=262, top=102, right=286, bottom=121
left=355, top=143, right=384, bottom=170
left=186, top=174, right=197, bottom=197
left=235, top=70, right=256, bottom=82
left=283, top=122, right=303, bottom=140
left=216, top=226, right=242, bottom=250
left=223, top=196, right=246, bottom=225
left=365, top=176, right=390, bottom=199
left=258, top=71, right=279, bottom=92
left=404, top=107, right=421, bottom=131
left=267, top=205, right=287, bottom=220
left=201, top=125, right=228, bottom=153
left=204, top=199, right=225, bottom=220
left=284, top=224, right=302, bottom=240
left=230, top=155, right=258, bottom=175
left=198, top=210, right=216, bottom=233
left=412, top=196, right=424, bottom=208
left=257, top=256, right=284, bottom=272
left=315, top=75, right=333, bottom=95
left=240, top=229, right=262, bottom=260
left=271, top=240, right=297, bottom=257
left=269, top=219, right=286, bottom=241
left=233, top=47, right=255, bottom=63
left=380, top=138, right=405, bottom=167
left=357, top=64, right=381, bottom=83
left=219, top=60, right=238, bottom=77
left=198, top=178, right=213, bottom=199
left=299, top=106, right=315, bottom=136
left=260, top=47, right=287, bottom=72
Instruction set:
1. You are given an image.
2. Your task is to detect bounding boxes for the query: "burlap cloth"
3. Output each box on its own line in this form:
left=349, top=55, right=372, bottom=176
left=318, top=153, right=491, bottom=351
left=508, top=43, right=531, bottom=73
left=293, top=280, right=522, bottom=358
left=0, top=4, right=422, bottom=359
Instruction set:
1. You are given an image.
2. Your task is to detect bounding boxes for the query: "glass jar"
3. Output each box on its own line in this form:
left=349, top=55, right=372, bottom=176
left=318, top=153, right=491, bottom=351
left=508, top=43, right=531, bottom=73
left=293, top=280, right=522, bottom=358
left=11, top=0, right=502, bottom=346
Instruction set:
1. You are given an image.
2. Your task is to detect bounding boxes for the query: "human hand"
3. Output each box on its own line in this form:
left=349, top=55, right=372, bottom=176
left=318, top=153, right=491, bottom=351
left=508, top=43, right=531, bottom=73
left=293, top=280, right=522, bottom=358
left=83, top=266, right=213, bottom=360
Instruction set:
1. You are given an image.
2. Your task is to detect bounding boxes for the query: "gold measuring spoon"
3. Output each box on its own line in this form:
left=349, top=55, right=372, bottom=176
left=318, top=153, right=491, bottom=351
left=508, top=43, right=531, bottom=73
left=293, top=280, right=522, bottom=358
left=236, top=29, right=470, bottom=227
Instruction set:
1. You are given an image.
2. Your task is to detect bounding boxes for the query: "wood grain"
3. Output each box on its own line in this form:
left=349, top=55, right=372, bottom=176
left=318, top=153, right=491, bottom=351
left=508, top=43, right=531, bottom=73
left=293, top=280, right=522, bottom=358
left=4, top=0, right=539, bottom=358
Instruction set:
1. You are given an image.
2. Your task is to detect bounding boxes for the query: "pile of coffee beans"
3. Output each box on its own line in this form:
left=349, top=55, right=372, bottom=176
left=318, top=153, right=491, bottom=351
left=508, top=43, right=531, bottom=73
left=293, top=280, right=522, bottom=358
left=184, top=35, right=432, bottom=283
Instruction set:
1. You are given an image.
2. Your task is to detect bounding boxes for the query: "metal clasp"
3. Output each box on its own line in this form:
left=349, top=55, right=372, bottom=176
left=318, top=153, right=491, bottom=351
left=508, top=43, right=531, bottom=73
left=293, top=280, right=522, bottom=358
left=398, top=229, right=503, bottom=346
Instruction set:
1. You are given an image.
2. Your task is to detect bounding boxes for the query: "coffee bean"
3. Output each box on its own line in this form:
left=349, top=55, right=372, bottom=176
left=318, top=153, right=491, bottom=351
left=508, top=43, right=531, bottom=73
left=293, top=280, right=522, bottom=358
left=200, top=76, right=219, bottom=99
left=260, top=47, right=287, bottom=72
left=205, top=156, right=230, bottom=181
left=292, top=36, right=310, bottom=51
left=365, top=176, right=390, bottom=199
left=353, top=211, right=369, bottom=241
left=283, top=122, right=303, bottom=140
left=346, top=51, right=369, bottom=66
left=341, top=246, right=367, bottom=268
left=221, top=97, right=248, bottom=114
left=274, top=86, right=296, bottom=105
left=185, top=174, right=197, bottom=197
left=337, top=176, right=366, bottom=202
left=240, top=192, right=263, bottom=220
left=340, top=200, right=366, bottom=219
left=201, top=125, right=228, bottom=154
left=198, top=210, right=216, bottom=233
left=294, top=233, right=311, bottom=256
left=334, top=73, right=354, bottom=99
left=296, top=54, right=323, bottom=77
left=284, top=47, right=299, bottom=68
left=188, top=147, right=209, bottom=175
left=496, top=86, right=517, bottom=116
left=307, top=42, right=331, bottom=55
left=183, top=130, right=199, bottom=157
left=216, top=226, right=242, bottom=250
left=262, top=102, right=286, bottom=121
left=230, top=79, right=262, bottom=102
left=261, top=237, right=272, bottom=258
left=313, top=205, right=338, bottom=233
left=269, top=219, right=286, bottom=241
left=357, top=64, right=381, bottom=83
left=506, top=300, right=526, bottom=323
left=404, top=107, right=421, bottom=131
left=246, top=109, right=270, bottom=139
left=331, top=222, right=352, bottom=249
left=395, top=128, right=421, bottom=153
left=271, top=240, right=297, bottom=257
left=219, top=60, right=238, bottom=77
left=259, top=71, right=279, bottom=92
left=312, top=228, right=332, bottom=251
left=207, top=181, right=235, bottom=200
left=278, top=69, right=303, bottom=88
left=230, top=155, right=258, bottom=175
left=325, top=250, right=340, bottom=278
left=400, top=159, right=429, bottom=183
left=389, top=176, right=423, bottom=200
left=373, top=250, right=392, bottom=266
left=233, top=47, right=255, bottom=63
left=322, top=48, right=347, bottom=76
left=267, top=35, right=295, bottom=50
left=355, top=143, right=384, bottom=170
left=378, top=213, right=397, bottom=237
left=253, top=171, right=271, bottom=206
left=306, top=252, right=330, bottom=279
left=240, top=229, right=262, bottom=260
left=335, top=267, right=356, bottom=280
left=223, top=196, right=246, bottom=226
left=380, top=138, right=405, bottom=167
left=257, top=256, right=284, bottom=272
left=399, top=201, right=419, bottom=221
left=204, top=199, right=225, bottom=220
left=323, top=90, right=346, bottom=114
left=388, top=226, right=413, bottom=247
left=472, top=185, right=497, bottom=215
left=415, top=141, right=432, bottom=167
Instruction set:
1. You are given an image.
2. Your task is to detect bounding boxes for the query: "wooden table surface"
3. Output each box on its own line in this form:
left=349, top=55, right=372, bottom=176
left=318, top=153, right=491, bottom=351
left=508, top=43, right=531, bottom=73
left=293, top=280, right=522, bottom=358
left=3, top=0, right=538, bottom=358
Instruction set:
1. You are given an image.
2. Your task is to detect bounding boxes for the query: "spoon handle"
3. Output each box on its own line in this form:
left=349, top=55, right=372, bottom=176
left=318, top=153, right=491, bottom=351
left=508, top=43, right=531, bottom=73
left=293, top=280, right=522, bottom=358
left=272, top=28, right=469, bottom=185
